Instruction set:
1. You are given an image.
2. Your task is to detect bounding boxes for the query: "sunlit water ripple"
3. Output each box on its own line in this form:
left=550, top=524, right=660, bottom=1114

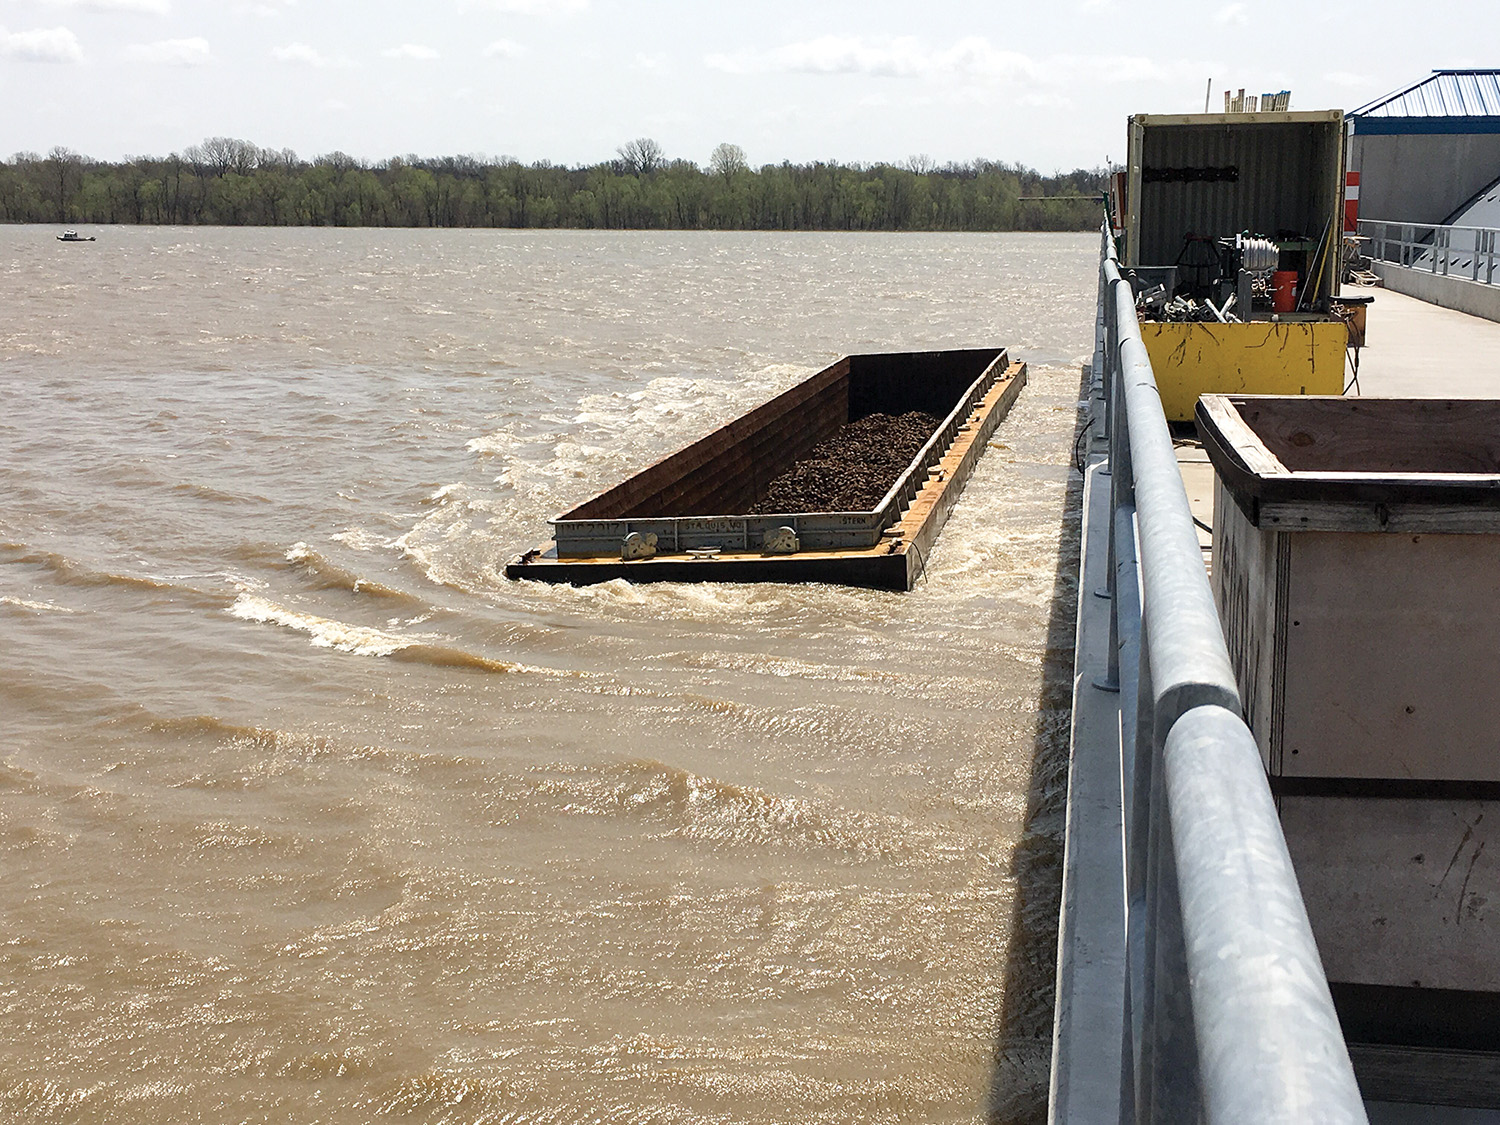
left=0, top=226, right=1093, bottom=1124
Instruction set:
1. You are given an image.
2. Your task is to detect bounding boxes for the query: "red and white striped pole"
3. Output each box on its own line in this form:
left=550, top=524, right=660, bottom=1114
left=1344, top=171, right=1360, bottom=233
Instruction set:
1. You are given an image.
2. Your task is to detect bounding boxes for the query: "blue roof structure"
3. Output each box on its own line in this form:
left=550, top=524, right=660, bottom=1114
left=1351, top=70, right=1500, bottom=135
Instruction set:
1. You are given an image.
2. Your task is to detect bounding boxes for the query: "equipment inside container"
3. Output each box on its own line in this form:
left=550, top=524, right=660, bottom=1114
left=1121, top=113, right=1346, bottom=326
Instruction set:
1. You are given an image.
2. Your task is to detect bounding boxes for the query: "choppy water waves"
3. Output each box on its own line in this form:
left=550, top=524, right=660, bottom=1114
left=0, top=228, right=1093, bottom=1124
left=283, top=541, right=425, bottom=605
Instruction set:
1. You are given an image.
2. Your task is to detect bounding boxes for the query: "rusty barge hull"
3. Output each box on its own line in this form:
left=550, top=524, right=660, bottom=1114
left=505, top=348, right=1027, bottom=591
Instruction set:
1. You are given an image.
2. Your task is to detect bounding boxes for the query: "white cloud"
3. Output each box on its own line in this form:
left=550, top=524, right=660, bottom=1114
left=707, top=36, right=1041, bottom=81
left=1216, top=3, right=1249, bottom=25
left=381, top=43, right=438, bottom=60
left=125, top=36, right=209, bottom=65
left=460, top=0, right=586, bottom=14
left=633, top=51, right=664, bottom=71
left=705, top=36, right=1207, bottom=90
left=0, top=25, right=83, bottom=62
left=236, top=0, right=294, bottom=13
left=1325, top=70, right=1374, bottom=89
left=40, top=0, right=168, bottom=12
left=481, top=38, right=522, bottom=58
left=1073, top=53, right=1212, bottom=85
left=271, top=41, right=351, bottom=67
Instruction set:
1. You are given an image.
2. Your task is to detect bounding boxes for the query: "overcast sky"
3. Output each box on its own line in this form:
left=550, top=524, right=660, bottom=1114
left=3, top=0, right=1495, bottom=170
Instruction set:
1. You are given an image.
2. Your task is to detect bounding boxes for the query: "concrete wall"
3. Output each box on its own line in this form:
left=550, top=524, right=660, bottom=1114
left=1373, top=261, right=1500, bottom=323
left=1350, top=132, right=1500, bottom=225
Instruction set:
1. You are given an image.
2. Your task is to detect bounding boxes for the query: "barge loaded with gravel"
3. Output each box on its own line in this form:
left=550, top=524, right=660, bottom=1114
left=505, top=347, right=1026, bottom=590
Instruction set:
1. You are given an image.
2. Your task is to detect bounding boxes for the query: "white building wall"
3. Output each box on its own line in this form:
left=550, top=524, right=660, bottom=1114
left=1349, top=131, right=1500, bottom=224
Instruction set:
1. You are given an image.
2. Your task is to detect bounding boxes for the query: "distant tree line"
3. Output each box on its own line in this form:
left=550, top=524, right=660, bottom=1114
left=0, top=138, right=1105, bottom=232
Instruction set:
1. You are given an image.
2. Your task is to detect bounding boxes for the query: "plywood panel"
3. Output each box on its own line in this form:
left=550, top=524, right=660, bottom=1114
left=1280, top=531, right=1500, bottom=781
left=1283, top=796, right=1500, bottom=992
left=1212, top=476, right=1289, bottom=772
left=1233, top=396, right=1500, bottom=475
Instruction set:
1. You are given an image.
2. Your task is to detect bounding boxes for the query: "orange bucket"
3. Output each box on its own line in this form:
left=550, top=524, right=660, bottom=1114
left=1271, top=270, right=1298, bottom=313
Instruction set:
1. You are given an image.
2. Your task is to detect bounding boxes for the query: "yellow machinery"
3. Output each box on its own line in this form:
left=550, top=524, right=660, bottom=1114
left=1142, top=320, right=1347, bottom=422
left=1121, top=111, right=1350, bottom=421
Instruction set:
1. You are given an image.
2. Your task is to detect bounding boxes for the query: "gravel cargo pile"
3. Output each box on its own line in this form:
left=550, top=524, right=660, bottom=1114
left=748, top=411, right=942, bottom=514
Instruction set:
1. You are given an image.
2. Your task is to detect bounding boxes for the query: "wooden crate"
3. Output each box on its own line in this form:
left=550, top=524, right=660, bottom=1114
left=1199, top=393, right=1500, bottom=1020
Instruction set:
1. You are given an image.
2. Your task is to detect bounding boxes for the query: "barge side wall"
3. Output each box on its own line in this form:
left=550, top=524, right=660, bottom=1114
left=566, top=358, right=852, bottom=520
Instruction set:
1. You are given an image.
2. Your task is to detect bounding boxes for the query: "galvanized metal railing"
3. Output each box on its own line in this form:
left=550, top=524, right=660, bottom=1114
left=1359, top=217, right=1500, bottom=284
left=1053, top=226, right=1367, bottom=1123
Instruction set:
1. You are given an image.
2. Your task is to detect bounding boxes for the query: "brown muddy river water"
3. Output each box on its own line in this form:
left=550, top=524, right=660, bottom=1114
left=0, top=227, right=1094, bottom=1123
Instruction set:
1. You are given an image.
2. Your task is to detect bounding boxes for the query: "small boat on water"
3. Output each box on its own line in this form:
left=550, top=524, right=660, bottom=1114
left=56, top=230, right=95, bottom=242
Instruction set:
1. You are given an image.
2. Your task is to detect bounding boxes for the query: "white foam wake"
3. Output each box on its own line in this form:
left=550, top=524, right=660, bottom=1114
left=228, top=594, right=415, bottom=656
left=226, top=593, right=571, bottom=676
left=328, top=528, right=399, bottom=552
left=0, top=595, right=78, bottom=614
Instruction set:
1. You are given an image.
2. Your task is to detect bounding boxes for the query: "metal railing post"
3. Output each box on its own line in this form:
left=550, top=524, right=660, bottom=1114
left=1100, top=258, right=1116, bottom=459
left=1095, top=264, right=1129, bottom=693
left=1140, top=797, right=1198, bottom=1125
left=1093, top=252, right=1108, bottom=403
